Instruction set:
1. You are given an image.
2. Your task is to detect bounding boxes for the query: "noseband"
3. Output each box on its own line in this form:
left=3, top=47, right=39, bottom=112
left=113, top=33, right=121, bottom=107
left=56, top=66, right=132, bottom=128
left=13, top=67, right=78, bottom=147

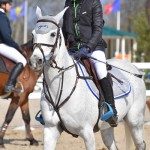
left=33, top=19, right=61, bottom=62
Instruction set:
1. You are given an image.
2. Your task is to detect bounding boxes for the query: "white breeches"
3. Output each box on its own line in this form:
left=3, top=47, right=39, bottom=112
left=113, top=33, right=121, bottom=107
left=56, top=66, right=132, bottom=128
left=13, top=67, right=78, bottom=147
left=88, top=50, right=107, bottom=80
left=0, top=44, right=27, bottom=66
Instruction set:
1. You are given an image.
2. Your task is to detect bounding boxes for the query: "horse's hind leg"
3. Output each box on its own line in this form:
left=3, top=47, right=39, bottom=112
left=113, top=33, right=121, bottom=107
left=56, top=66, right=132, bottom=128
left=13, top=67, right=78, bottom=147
left=124, top=106, right=146, bottom=150
left=124, top=119, right=146, bottom=150
left=20, top=97, right=38, bottom=146
left=0, top=100, right=19, bottom=148
left=80, top=126, right=96, bottom=150
left=100, top=126, right=118, bottom=150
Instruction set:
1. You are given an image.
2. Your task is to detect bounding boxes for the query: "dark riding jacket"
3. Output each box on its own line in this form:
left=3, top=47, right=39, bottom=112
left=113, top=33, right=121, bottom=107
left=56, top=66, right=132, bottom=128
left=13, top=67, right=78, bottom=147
left=62, top=0, right=107, bottom=52
left=0, top=10, right=20, bottom=50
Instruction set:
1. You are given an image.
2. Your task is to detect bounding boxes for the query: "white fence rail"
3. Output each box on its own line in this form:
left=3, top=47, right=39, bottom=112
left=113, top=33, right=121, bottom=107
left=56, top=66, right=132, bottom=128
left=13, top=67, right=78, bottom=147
left=132, top=63, right=150, bottom=70
left=133, top=63, right=150, bottom=97
left=29, top=62, right=150, bottom=99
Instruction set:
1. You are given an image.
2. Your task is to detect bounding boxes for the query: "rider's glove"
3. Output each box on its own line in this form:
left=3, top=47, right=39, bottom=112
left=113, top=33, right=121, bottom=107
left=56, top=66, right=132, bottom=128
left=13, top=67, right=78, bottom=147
left=74, top=47, right=90, bottom=60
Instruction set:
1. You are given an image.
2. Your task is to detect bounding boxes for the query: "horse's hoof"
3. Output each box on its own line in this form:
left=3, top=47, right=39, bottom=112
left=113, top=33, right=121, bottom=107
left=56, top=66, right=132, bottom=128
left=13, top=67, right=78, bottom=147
left=30, top=139, right=39, bottom=146
left=26, top=138, right=39, bottom=146
left=106, top=115, right=118, bottom=127
left=0, top=144, right=5, bottom=149
left=0, top=139, right=5, bottom=149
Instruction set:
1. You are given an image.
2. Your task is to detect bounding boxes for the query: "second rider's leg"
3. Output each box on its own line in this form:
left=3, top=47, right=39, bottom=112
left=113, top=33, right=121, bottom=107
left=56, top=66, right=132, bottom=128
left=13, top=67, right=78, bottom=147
left=0, top=44, right=27, bottom=92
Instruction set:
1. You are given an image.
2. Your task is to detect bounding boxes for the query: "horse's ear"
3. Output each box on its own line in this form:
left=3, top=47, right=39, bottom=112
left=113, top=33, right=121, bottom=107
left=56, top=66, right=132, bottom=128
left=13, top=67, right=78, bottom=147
left=36, top=6, right=42, bottom=19
left=54, top=7, right=69, bottom=23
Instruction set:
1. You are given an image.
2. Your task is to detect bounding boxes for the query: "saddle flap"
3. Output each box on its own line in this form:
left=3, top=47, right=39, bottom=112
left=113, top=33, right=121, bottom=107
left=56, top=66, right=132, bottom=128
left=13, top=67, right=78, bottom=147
left=0, top=72, right=9, bottom=95
left=81, top=58, right=100, bottom=89
left=0, top=55, right=15, bottom=73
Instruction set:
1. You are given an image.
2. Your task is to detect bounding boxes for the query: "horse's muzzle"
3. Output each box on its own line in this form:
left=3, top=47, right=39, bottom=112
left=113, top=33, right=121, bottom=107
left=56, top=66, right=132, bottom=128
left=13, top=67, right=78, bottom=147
left=29, top=56, right=43, bottom=72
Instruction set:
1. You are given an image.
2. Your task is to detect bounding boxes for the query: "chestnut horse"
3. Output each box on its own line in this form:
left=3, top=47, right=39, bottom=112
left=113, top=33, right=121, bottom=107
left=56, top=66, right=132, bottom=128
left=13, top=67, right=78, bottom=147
left=0, top=41, right=41, bottom=148
left=146, top=99, right=150, bottom=111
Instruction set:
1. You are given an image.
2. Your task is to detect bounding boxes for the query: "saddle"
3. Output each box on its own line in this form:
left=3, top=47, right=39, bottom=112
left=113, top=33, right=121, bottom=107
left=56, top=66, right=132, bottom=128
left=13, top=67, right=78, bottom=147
left=81, top=58, right=112, bottom=95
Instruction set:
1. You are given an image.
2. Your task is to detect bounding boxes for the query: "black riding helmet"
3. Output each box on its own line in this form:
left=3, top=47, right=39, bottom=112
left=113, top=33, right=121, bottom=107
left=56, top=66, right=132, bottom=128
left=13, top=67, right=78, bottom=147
left=0, top=0, right=12, bottom=3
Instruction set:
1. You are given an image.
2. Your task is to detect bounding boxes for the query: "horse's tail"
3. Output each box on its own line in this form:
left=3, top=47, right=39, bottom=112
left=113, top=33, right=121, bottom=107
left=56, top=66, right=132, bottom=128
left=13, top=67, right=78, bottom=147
left=124, top=122, right=135, bottom=150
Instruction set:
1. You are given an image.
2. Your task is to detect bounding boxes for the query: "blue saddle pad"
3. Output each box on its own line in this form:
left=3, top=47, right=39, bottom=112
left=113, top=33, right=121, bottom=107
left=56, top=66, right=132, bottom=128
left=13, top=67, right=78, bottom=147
left=78, top=63, right=131, bottom=100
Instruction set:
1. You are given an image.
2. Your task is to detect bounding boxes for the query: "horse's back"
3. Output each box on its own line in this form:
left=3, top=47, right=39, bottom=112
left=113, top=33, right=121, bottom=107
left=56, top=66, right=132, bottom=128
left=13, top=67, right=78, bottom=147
left=107, top=59, right=141, bottom=76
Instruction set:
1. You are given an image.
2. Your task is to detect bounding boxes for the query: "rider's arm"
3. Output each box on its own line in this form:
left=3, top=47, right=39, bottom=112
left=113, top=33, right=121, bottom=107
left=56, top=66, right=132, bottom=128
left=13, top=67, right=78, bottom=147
left=0, top=14, right=20, bottom=50
left=62, top=0, right=70, bottom=45
left=86, top=0, right=103, bottom=51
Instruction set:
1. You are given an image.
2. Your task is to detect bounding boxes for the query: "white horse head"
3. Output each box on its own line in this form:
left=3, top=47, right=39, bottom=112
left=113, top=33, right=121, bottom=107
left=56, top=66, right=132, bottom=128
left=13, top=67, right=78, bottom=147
left=29, top=7, right=68, bottom=71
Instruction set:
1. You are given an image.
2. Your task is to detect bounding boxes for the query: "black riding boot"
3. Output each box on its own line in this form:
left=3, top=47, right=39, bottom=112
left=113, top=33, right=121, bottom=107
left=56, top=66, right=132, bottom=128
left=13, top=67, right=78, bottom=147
left=5, top=63, right=24, bottom=93
left=100, top=77, right=118, bottom=127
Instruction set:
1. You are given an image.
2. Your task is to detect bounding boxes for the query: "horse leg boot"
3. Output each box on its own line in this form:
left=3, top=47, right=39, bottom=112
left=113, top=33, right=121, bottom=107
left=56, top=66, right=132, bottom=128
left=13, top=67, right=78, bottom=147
left=100, top=77, right=118, bottom=127
left=5, top=63, right=24, bottom=93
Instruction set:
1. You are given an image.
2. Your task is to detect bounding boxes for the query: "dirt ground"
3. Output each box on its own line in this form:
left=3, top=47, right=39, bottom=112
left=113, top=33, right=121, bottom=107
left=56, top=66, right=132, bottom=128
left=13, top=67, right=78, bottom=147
left=1, top=98, right=150, bottom=150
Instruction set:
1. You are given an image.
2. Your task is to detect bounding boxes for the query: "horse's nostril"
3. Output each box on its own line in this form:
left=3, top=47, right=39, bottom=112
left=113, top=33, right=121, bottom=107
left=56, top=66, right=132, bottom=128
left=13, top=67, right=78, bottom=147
left=28, top=60, right=32, bottom=66
left=38, top=59, right=43, bottom=64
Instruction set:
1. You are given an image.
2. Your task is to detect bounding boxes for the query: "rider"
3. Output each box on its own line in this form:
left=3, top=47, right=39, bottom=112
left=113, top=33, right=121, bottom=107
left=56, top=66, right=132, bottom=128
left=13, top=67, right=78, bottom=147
left=0, top=0, right=27, bottom=93
left=62, top=0, right=118, bottom=127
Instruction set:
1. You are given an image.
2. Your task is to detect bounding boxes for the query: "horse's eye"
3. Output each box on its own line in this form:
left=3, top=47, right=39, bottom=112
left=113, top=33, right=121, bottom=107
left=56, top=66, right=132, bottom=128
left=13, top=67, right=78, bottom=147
left=51, top=32, right=56, bottom=37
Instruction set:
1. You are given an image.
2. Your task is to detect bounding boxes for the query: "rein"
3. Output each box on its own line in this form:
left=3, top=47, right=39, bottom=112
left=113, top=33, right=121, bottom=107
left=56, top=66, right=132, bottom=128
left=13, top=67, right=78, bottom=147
left=86, top=56, right=143, bottom=79
left=43, top=59, right=80, bottom=137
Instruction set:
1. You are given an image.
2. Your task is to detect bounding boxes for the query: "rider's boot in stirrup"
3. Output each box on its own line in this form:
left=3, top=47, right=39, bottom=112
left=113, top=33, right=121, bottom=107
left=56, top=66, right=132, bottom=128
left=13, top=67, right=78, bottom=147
left=5, top=63, right=24, bottom=93
left=100, top=77, right=118, bottom=127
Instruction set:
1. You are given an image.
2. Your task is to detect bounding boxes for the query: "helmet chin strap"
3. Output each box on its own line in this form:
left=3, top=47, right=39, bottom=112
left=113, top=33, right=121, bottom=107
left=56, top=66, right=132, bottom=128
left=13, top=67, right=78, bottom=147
left=4, top=4, right=6, bottom=12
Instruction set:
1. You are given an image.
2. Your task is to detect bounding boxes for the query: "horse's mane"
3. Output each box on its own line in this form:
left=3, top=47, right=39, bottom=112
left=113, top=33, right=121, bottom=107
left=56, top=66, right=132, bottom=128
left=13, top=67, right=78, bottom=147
left=20, top=40, right=33, bottom=58
left=21, top=40, right=33, bottom=51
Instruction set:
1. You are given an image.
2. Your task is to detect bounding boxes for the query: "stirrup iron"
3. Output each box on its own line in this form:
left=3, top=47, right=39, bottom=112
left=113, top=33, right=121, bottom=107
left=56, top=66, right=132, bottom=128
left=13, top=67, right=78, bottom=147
left=101, top=102, right=114, bottom=121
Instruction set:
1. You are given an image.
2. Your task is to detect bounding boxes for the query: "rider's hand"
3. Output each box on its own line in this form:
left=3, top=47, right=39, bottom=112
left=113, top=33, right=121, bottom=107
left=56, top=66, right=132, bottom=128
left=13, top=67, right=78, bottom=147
left=74, top=47, right=90, bottom=60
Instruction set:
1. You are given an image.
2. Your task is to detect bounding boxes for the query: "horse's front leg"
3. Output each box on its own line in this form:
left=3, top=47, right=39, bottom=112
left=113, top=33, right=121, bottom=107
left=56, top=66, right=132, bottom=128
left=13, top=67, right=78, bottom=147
left=80, top=125, right=96, bottom=150
left=20, top=96, right=38, bottom=146
left=41, top=93, right=62, bottom=150
left=100, top=125, right=118, bottom=150
left=0, top=99, right=19, bottom=148
left=44, top=125, right=62, bottom=150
